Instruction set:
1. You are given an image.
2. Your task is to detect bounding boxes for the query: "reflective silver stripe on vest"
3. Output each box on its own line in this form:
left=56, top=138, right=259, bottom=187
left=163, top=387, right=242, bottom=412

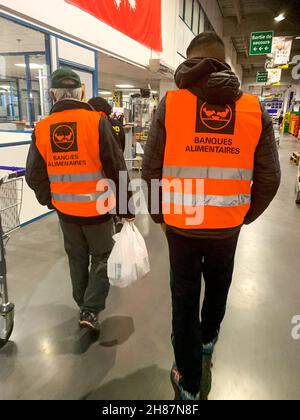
left=163, top=166, right=253, bottom=181
left=52, top=190, right=112, bottom=203
left=163, top=192, right=251, bottom=207
left=49, top=171, right=104, bottom=183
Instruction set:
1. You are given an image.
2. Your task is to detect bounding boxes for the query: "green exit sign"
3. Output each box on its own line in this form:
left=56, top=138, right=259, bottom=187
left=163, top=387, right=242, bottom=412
left=256, top=71, right=268, bottom=83
left=250, top=31, right=273, bottom=55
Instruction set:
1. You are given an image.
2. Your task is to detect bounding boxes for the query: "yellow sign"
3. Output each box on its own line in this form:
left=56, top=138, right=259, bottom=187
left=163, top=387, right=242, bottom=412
left=112, top=91, right=122, bottom=107
left=267, top=68, right=282, bottom=84
left=277, top=64, right=289, bottom=70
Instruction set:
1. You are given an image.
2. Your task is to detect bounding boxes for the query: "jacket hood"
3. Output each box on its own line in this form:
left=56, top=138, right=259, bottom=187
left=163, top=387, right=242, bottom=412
left=175, top=58, right=242, bottom=105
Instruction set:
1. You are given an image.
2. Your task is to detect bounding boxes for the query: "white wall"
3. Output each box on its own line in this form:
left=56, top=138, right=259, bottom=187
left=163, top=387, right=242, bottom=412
left=0, top=132, right=49, bottom=223
left=177, top=18, right=195, bottom=65
left=57, top=39, right=95, bottom=68
left=175, top=2, right=242, bottom=83
left=176, top=0, right=225, bottom=65
left=223, top=37, right=243, bottom=83
left=159, top=79, right=177, bottom=100
left=199, top=0, right=223, bottom=37
left=199, top=1, right=242, bottom=82
left=0, top=131, right=31, bottom=143
left=160, top=0, right=179, bottom=71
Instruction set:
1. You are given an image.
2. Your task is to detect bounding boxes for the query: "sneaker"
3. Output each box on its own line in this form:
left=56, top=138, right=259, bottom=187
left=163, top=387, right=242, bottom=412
left=200, top=355, right=213, bottom=401
left=170, top=364, right=200, bottom=400
left=79, top=310, right=100, bottom=332
left=203, top=335, right=219, bottom=355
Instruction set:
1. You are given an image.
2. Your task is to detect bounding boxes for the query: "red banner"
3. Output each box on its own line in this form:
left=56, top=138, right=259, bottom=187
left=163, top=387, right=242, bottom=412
left=66, top=0, right=162, bottom=51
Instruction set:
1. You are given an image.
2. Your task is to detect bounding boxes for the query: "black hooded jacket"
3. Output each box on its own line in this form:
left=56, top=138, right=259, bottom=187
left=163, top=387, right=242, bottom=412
left=142, top=58, right=281, bottom=238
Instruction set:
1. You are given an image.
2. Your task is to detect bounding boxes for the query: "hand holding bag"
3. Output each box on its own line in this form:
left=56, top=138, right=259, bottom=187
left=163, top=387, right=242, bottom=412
left=107, top=221, right=150, bottom=288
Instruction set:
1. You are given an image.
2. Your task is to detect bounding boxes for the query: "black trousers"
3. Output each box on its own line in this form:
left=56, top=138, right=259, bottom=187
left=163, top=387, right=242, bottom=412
left=59, top=218, right=114, bottom=315
left=166, top=229, right=240, bottom=395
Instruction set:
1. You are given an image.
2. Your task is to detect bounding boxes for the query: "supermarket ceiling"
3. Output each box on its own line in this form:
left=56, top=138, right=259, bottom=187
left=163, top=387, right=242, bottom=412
left=218, top=0, right=300, bottom=77
left=98, top=52, right=166, bottom=92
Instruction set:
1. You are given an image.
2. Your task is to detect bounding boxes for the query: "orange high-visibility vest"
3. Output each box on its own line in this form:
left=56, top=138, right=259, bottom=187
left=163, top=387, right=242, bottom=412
left=162, top=90, right=262, bottom=229
left=35, top=109, right=116, bottom=217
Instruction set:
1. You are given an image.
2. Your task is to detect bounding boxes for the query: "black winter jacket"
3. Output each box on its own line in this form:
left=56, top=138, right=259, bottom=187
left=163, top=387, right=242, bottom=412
left=26, top=100, right=133, bottom=225
left=142, top=58, right=281, bottom=239
left=109, top=117, right=126, bottom=153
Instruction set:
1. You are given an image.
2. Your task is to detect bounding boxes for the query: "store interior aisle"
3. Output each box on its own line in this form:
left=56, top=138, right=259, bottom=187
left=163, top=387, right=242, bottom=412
left=0, top=135, right=300, bottom=401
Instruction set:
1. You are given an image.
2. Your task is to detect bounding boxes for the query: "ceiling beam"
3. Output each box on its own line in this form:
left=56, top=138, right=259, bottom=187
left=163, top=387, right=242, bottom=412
left=232, top=0, right=242, bottom=25
left=237, top=55, right=266, bottom=65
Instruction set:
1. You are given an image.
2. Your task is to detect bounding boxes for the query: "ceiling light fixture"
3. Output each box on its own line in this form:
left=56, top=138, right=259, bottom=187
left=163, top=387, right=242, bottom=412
left=115, top=84, right=135, bottom=89
left=274, top=13, right=286, bottom=22
left=99, top=91, right=112, bottom=95
left=15, top=63, right=44, bottom=70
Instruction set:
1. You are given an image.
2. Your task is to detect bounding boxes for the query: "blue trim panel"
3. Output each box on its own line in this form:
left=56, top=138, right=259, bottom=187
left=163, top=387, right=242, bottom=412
left=9, top=80, right=15, bottom=119
left=58, top=59, right=95, bottom=72
left=0, top=51, right=45, bottom=56
left=56, top=37, right=59, bottom=69
left=93, top=51, right=99, bottom=97
left=45, top=34, right=52, bottom=75
left=0, top=166, right=26, bottom=177
left=21, top=211, right=55, bottom=228
left=0, top=129, right=33, bottom=133
left=25, top=54, right=34, bottom=128
left=16, top=78, right=22, bottom=120
left=0, top=141, right=31, bottom=148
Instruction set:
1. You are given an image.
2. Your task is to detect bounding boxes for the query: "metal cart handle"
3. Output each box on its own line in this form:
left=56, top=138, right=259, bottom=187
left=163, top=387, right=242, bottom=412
left=0, top=222, right=6, bottom=277
left=0, top=166, right=26, bottom=186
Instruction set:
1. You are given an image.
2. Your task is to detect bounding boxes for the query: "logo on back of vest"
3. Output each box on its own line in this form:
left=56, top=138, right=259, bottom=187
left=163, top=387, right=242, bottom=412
left=50, top=122, right=78, bottom=153
left=196, top=100, right=236, bottom=134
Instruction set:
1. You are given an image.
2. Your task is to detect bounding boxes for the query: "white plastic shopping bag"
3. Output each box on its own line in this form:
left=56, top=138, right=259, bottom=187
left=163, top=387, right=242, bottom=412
left=108, top=221, right=150, bottom=288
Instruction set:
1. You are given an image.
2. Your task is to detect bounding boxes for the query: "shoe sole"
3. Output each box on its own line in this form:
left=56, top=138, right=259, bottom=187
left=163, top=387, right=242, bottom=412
left=79, top=321, right=99, bottom=332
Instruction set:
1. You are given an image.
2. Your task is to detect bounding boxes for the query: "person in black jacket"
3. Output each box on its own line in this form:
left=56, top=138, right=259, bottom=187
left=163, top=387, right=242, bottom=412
left=88, top=97, right=126, bottom=153
left=88, top=97, right=127, bottom=233
left=26, top=68, right=134, bottom=332
left=142, top=33, right=281, bottom=400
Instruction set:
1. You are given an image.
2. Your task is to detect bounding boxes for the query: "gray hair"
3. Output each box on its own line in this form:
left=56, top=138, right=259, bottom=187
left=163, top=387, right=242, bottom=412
left=51, top=87, right=83, bottom=101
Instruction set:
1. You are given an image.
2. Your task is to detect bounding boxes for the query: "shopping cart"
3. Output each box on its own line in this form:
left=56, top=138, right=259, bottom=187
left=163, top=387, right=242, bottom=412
left=0, top=166, right=25, bottom=349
